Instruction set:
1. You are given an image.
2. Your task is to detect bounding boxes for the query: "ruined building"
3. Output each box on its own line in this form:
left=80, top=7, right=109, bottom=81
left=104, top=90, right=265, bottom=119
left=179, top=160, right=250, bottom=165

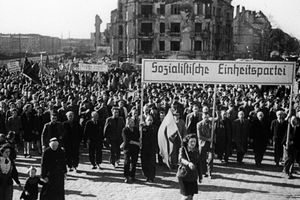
left=94, top=15, right=103, bottom=48
left=233, top=6, right=272, bottom=60
left=109, top=0, right=234, bottom=63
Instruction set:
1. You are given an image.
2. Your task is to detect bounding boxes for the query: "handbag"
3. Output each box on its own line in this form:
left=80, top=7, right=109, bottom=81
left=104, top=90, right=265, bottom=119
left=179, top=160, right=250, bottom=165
left=176, top=147, right=190, bottom=178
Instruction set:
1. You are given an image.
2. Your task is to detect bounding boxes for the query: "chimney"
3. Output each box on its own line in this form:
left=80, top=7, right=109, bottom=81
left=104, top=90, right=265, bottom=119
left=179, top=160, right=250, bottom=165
left=242, top=6, right=245, bottom=13
left=236, top=5, right=240, bottom=18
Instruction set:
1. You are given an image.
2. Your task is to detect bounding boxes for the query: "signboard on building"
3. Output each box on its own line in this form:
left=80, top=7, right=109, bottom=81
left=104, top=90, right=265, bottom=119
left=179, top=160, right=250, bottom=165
left=77, top=63, right=108, bottom=72
left=6, top=61, right=21, bottom=73
left=142, top=59, right=295, bottom=85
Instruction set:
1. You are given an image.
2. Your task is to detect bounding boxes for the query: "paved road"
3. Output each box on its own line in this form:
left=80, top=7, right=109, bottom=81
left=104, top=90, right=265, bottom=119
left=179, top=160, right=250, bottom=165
left=13, top=147, right=300, bottom=200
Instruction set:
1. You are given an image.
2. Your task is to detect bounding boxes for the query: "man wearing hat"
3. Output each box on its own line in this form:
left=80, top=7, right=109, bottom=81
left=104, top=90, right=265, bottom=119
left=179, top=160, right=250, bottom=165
left=40, top=137, right=67, bottom=200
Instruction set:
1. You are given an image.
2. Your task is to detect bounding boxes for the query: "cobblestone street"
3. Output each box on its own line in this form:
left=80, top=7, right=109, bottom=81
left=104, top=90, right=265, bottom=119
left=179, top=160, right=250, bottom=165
left=13, top=147, right=300, bottom=200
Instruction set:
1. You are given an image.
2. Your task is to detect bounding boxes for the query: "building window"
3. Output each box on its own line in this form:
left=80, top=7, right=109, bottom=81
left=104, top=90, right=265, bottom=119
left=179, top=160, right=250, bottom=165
left=196, top=3, right=203, bottom=15
left=141, top=40, right=152, bottom=54
left=171, top=4, right=180, bottom=15
left=171, top=41, right=180, bottom=51
left=159, top=4, right=165, bottom=15
left=195, top=41, right=202, bottom=51
left=141, top=5, right=153, bottom=17
left=118, top=25, right=123, bottom=36
left=217, top=7, right=221, bottom=17
left=141, top=23, right=153, bottom=34
left=160, top=23, right=165, bottom=33
left=159, top=41, right=165, bottom=51
left=119, top=41, right=123, bottom=53
left=205, top=3, right=211, bottom=18
left=170, top=23, right=180, bottom=33
left=195, top=23, right=202, bottom=33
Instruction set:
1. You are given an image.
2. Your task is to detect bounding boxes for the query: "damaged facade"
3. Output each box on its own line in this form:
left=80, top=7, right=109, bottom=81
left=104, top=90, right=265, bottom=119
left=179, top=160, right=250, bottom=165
left=233, top=6, right=272, bottom=60
left=109, top=0, right=234, bottom=63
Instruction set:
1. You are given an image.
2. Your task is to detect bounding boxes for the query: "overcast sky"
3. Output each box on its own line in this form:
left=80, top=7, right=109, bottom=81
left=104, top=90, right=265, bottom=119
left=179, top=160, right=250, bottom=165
left=0, top=0, right=299, bottom=39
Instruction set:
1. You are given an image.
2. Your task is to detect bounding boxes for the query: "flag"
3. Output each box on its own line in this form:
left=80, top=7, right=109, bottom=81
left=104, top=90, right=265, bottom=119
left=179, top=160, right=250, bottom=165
left=40, top=55, right=51, bottom=77
left=157, top=109, right=179, bottom=168
left=23, top=58, right=42, bottom=85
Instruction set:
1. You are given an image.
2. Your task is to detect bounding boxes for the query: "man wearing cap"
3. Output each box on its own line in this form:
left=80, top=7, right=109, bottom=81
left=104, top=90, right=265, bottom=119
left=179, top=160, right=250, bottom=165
left=104, top=107, right=125, bottom=168
left=40, top=137, right=67, bottom=200
left=41, top=111, right=64, bottom=152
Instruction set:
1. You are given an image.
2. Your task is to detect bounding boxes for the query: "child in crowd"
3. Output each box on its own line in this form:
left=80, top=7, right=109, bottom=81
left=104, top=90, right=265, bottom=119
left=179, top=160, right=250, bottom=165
left=20, top=166, right=44, bottom=200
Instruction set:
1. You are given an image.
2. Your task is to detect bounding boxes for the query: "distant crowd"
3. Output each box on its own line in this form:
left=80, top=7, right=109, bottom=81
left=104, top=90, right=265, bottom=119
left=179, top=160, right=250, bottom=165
left=0, top=59, right=299, bottom=200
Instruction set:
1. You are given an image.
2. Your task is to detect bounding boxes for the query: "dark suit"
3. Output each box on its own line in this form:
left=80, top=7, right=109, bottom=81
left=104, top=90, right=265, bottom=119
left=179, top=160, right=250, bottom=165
left=215, top=118, right=232, bottom=162
left=141, top=125, right=157, bottom=180
left=21, top=112, right=36, bottom=142
left=251, top=119, right=270, bottom=165
left=270, top=119, right=287, bottom=164
left=41, top=121, right=64, bottom=148
left=63, top=120, right=82, bottom=168
left=233, top=118, right=250, bottom=163
left=84, top=120, right=103, bottom=166
left=104, top=116, right=125, bottom=165
left=282, top=125, right=300, bottom=176
left=185, top=113, right=202, bottom=135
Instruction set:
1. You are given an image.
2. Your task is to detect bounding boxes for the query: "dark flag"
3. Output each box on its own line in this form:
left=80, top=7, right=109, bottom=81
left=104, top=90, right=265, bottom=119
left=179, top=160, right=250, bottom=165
left=23, top=58, right=42, bottom=85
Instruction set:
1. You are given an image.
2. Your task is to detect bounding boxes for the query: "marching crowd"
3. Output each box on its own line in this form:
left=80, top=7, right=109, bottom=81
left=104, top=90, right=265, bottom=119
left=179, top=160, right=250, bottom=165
left=0, top=60, right=299, bottom=200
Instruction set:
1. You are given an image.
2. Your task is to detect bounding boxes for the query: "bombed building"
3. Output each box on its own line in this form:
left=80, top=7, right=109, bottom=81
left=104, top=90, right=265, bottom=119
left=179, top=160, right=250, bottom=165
left=109, top=0, right=234, bottom=63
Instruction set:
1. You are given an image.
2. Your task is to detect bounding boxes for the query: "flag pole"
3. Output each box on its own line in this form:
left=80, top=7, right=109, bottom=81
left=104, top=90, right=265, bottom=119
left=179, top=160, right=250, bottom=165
left=139, top=82, right=144, bottom=146
left=210, top=84, right=217, bottom=148
left=285, top=84, right=294, bottom=151
left=40, top=52, right=43, bottom=85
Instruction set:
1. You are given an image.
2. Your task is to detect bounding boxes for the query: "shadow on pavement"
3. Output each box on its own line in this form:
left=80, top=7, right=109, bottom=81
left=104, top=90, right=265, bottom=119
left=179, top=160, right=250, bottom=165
left=198, top=184, right=269, bottom=193
left=65, top=189, right=97, bottom=197
left=212, top=174, right=300, bottom=189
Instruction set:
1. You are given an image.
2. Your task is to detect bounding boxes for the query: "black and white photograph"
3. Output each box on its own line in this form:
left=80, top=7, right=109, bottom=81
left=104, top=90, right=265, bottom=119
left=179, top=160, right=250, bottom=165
left=0, top=0, right=299, bottom=199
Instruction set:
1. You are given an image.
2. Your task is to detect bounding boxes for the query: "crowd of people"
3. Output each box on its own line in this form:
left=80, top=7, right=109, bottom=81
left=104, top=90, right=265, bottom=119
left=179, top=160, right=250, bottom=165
left=0, top=58, right=299, bottom=200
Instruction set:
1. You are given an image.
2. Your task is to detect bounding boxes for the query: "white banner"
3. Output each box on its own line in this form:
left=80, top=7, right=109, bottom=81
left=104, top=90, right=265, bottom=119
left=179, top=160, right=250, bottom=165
left=77, top=63, right=108, bottom=72
left=142, top=59, right=295, bottom=85
left=7, top=61, right=21, bottom=73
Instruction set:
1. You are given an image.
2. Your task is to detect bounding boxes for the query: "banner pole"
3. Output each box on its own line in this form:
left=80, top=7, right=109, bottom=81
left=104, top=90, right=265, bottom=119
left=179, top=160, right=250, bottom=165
left=139, top=82, right=144, bottom=146
left=210, top=84, right=217, bottom=148
left=285, top=84, right=294, bottom=151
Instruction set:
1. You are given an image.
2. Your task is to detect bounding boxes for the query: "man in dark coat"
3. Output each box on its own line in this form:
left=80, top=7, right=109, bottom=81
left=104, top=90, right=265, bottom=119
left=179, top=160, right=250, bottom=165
left=215, top=110, right=232, bottom=163
left=63, top=111, right=82, bottom=172
left=282, top=116, right=300, bottom=179
left=84, top=111, right=103, bottom=169
left=233, top=111, right=250, bottom=164
left=185, top=104, right=202, bottom=135
left=141, top=115, right=157, bottom=182
left=41, top=111, right=64, bottom=152
left=251, top=111, right=270, bottom=167
left=104, top=107, right=125, bottom=168
left=40, top=137, right=67, bottom=200
left=270, top=110, right=288, bottom=166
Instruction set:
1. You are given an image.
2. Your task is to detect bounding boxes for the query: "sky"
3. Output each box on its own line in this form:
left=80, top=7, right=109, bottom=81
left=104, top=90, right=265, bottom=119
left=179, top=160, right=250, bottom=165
left=0, top=0, right=299, bottom=39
